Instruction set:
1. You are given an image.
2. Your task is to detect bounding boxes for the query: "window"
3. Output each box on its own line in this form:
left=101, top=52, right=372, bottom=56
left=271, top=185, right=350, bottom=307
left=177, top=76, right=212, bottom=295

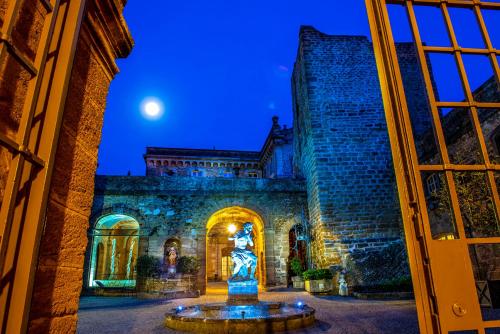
left=192, top=170, right=202, bottom=177
left=492, top=126, right=500, bottom=158
left=426, top=174, right=440, bottom=195
left=248, top=172, right=258, bottom=178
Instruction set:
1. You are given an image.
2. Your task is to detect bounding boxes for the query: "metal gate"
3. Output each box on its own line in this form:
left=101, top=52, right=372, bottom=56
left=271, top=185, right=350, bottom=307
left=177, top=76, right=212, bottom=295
left=0, top=0, right=87, bottom=332
left=366, top=0, right=500, bottom=333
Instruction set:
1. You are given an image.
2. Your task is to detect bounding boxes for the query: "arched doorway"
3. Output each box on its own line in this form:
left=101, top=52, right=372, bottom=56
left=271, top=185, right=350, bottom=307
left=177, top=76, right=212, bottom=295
left=88, top=214, right=139, bottom=288
left=206, top=207, right=266, bottom=290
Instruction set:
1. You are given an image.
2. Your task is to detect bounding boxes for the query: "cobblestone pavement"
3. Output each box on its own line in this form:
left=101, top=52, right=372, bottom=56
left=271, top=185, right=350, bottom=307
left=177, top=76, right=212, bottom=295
left=77, top=290, right=419, bottom=334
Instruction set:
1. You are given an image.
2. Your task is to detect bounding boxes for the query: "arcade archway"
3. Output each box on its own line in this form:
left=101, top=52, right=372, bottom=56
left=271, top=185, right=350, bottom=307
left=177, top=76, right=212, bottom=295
left=88, top=214, right=139, bottom=288
left=206, top=207, right=266, bottom=289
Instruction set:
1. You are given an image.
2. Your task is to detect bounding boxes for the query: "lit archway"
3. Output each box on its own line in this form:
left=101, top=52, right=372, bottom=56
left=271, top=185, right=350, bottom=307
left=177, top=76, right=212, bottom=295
left=206, top=207, right=266, bottom=289
left=88, top=214, right=139, bottom=288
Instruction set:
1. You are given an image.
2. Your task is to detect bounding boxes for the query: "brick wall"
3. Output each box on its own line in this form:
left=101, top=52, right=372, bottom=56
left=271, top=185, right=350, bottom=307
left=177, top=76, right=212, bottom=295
left=292, top=26, right=409, bottom=286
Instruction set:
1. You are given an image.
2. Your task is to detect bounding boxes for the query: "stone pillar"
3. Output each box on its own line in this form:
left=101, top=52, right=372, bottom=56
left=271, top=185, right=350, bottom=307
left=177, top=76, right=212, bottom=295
left=139, top=236, right=150, bottom=256
left=197, top=228, right=207, bottom=295
left=28, top=1, right=133, bottom=332
left=264, top=229, right=277, bottom=286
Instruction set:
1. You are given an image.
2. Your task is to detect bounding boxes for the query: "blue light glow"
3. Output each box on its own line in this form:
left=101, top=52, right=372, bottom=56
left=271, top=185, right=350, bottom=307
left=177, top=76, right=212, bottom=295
left=140, top=97, right=164, bottom=120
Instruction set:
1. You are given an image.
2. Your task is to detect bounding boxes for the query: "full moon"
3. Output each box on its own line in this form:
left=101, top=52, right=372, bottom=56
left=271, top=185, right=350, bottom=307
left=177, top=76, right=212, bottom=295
left=145, top=101, right=160, bottom=116
left=141, top=97, right=164, bottom=119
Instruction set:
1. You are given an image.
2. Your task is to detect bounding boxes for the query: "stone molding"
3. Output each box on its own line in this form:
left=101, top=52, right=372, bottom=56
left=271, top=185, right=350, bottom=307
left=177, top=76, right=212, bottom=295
left=94, top=175, right=307, bottom=195
left=81, top=0, right=133, bottom=79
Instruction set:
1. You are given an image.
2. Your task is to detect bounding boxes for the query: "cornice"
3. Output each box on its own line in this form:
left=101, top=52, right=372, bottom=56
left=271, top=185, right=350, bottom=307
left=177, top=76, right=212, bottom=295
left=81, top=0, right=133, bottom=78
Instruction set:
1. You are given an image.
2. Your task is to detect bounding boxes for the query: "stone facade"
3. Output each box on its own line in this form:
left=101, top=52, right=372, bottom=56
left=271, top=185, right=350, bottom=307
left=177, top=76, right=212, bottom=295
left=292, top=27, right=409, bottom=286
left=145, top=147, right=262, bottom=178
left=28, top=1, right=132, bottom=332
left=261, top=116, right=294, bottom=179
left=87, top=28, right=433, bottom=291
left=86, top=176, right=308, bottom=293
left=144, top=116, right=294, bottom=180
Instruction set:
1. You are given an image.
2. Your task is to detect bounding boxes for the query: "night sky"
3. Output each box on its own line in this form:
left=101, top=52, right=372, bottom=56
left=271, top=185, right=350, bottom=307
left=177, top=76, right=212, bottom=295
left=97, top=1, right=372, bottom=175
left=97, top=1, right=499, bottom=176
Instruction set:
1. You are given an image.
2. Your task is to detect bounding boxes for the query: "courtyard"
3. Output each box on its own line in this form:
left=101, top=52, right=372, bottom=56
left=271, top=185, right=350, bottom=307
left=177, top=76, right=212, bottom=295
left=77, top=289, right=419, bottom=334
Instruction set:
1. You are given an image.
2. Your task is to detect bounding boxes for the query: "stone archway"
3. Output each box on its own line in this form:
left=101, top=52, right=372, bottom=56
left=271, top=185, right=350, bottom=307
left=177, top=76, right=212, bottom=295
left=205, top=206, right=266, bottom=290
left=88, top=214, right=139, bottom=288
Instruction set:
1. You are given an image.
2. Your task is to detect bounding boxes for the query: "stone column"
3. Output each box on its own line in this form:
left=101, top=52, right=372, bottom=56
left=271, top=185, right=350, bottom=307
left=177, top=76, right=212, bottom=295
left=28, top=1, right=133, bottom=332
left=264, top=229, right=277, bottom=286
left=197, top=228, right=207, bottom=295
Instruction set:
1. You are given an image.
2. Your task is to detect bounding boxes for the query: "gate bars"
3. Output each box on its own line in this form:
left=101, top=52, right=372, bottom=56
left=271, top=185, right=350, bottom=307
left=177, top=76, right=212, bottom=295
left=367, top=0, right=500, bottom=333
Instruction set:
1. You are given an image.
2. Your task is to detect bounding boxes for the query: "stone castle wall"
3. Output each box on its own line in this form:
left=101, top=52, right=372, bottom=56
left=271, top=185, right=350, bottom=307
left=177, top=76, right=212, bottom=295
left=87, top=176, right=308, bottom=292
left=292, top=27, right=409, bottom=286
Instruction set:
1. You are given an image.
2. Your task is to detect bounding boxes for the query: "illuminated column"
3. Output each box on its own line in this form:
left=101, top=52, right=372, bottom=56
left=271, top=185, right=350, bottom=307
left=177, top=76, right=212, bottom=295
left=126, top=238, right=136, bottom=279
left=110, top=238, right=117, bottom=278
left=88, top=236, right=98, bottom=287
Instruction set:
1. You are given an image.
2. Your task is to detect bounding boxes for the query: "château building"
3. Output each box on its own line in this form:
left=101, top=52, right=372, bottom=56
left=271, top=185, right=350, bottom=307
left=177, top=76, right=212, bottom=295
left=84, top=26, right=500, bottom=295
left=144, top=116, right=294, bottom=179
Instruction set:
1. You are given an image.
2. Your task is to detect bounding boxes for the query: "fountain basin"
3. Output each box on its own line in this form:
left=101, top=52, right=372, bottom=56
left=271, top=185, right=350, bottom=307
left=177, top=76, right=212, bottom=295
left=164, top=302, right=315, bottom=333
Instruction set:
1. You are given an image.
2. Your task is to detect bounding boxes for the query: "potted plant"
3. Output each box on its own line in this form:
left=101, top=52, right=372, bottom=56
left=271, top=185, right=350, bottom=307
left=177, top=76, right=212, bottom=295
left=303, top=269, right=333, bottom=293
left=290, top=257, right=305, bottom=289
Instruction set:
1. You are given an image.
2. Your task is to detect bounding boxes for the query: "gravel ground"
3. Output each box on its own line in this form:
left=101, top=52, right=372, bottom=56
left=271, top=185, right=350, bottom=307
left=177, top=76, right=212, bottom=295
left=77, top=290, right=419, bottom=334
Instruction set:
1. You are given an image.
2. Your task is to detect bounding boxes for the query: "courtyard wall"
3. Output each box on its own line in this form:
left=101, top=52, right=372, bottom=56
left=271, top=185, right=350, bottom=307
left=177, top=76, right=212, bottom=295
left=87, top=176, right=308, bottom=293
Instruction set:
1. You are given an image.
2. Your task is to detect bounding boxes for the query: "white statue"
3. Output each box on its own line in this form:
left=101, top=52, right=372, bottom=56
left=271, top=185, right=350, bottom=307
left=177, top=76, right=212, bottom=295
left=228, top=222, right=257, bottom=281
left=339, top=273, right=348, bottom=296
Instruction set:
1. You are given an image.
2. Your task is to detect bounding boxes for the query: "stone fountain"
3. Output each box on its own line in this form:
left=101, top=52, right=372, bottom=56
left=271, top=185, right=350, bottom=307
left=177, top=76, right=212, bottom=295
left=164, top=222, right=315, bottom=333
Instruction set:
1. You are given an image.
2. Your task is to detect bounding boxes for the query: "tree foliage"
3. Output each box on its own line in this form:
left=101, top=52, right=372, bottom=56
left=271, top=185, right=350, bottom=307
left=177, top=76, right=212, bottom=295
left=177, top=256, right=200, bottom=274
left=290, top=257, right=304, bottom=277
left=136, top=255, right=161, bottom=278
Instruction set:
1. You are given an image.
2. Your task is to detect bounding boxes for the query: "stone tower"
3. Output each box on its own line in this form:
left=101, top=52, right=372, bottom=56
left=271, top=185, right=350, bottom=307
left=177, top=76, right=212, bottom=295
left=292, top=26, right=412, bottom=286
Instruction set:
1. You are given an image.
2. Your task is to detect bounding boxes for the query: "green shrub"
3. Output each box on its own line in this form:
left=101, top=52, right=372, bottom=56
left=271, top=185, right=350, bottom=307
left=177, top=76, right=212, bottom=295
left=177, top=256, right=200, bottom=275
left=290, top=257, right=304, bottom=277
left=136, top=255, right=161, bottom=278
left=302, top=268, right=333, bottom=280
